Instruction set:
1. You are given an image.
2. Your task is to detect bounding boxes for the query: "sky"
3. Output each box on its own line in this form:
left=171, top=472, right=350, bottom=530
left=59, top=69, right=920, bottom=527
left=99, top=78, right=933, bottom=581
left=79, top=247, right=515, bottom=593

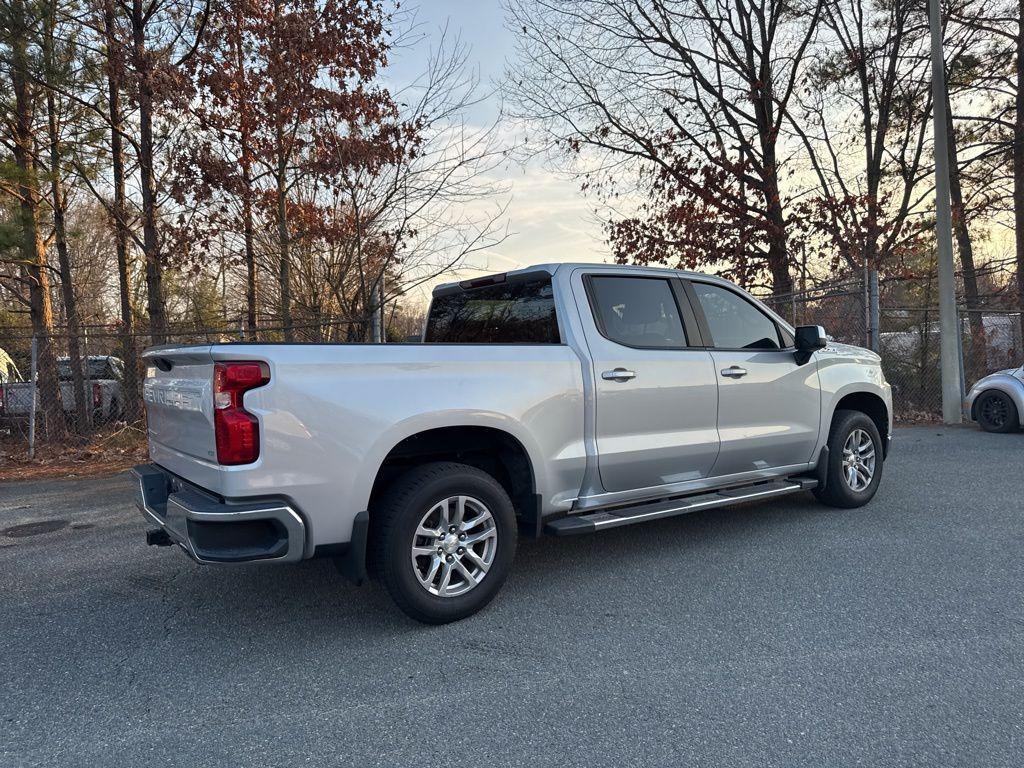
left=384, top=1, right=613, bottom=291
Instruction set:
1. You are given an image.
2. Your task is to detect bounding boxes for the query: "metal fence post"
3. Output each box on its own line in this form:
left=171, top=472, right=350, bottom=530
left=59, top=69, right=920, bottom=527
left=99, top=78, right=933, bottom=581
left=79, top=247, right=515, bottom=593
left=956, top=309, right=967, bottom=401
left=869, top=269, right=880, bottom=352
left=28, top=335, right=37, bottom=459
left=862, top=261, right=870, bottom=347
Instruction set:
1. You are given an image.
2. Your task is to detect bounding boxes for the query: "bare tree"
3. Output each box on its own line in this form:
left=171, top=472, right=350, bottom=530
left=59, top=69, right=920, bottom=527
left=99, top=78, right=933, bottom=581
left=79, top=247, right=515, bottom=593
left=506, top=0, right=825, bottom=295
left=316, top=29, right=510, bottom=339
left=785, top=0, right=933, bottom=351
left=946, top=0, right=1024, bottom=339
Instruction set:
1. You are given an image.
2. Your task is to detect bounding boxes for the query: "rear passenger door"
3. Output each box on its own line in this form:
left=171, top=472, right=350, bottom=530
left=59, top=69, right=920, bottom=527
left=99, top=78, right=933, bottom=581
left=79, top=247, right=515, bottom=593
left=576, top=271, right=720, bottom=495
left=685, top=280, right=821, bottom=477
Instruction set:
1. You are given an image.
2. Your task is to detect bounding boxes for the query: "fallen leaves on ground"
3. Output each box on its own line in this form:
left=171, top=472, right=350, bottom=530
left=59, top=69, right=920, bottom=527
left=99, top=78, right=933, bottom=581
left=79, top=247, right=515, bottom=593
left=0, top=424, right=147, bottom=482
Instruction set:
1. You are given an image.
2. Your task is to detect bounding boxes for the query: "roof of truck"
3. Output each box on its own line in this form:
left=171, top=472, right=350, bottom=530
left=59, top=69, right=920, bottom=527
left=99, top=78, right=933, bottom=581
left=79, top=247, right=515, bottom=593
left=431, top=261, right=720, bottom=295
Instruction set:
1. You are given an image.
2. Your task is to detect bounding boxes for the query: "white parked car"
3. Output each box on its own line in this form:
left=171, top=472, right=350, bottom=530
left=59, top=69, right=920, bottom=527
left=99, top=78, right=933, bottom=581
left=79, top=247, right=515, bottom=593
left=134, top=263, right=893, bottom=623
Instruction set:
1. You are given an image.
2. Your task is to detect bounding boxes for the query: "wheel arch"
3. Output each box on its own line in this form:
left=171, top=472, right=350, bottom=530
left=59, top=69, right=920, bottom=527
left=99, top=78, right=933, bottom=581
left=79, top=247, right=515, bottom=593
left=367, top=425, right=539, bottom=527
left=831, top=391, right=890, bottom=457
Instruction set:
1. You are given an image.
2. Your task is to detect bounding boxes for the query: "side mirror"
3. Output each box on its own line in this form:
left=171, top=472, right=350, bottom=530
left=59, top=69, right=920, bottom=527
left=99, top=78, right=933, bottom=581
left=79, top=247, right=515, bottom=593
left=795, top=325, right=828, bottom=351
left=794, top=325, right=827, bottom=365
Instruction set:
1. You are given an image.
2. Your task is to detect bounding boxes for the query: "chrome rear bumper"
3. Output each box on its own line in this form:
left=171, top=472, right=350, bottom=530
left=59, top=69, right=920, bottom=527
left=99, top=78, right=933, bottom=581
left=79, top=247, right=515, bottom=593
left=132, top=463, right=306, bottom=564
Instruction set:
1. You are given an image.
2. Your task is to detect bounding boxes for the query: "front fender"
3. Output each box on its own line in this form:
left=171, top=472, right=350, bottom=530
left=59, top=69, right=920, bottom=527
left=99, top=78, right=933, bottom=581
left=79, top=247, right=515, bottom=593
left=814, top=345, right=893, bottom=450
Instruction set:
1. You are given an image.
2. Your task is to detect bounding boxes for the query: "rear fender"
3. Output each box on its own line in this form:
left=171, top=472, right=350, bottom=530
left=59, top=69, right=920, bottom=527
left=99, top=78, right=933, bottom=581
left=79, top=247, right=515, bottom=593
left=354, top=411, right=548, bottom=517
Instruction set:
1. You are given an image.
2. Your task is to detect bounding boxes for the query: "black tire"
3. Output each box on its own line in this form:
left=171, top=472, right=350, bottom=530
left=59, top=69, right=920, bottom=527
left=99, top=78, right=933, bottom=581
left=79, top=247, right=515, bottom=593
left=975, top=391, right=1019, bottom=433
left=370, top=462, right=517, bottom=624
left=812, top=409, right=884, bottom=509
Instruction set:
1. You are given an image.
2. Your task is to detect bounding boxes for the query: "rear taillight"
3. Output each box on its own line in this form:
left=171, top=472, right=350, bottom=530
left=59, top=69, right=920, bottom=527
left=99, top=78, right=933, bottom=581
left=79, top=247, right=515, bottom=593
left=213, top=361, right=270, bottom=465
left=92, top=382, right=101, bottom=409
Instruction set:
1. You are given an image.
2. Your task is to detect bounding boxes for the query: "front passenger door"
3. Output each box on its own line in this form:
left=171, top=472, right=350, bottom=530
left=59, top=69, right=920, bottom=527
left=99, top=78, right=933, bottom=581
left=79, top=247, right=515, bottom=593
left=687, top=281, right=821, bottom=478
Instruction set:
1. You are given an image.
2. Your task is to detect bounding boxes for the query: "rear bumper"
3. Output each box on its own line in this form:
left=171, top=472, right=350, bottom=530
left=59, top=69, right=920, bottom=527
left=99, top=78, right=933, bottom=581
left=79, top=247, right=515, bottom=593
left=132, top=463, right=306, bottom=564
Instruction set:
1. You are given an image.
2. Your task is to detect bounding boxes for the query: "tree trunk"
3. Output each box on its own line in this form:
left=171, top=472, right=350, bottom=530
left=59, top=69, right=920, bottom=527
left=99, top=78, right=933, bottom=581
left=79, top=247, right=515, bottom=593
left=759, top=123, right=792, bottom=296
left=130, top=0, right=167, bottom=345
left=233, top=30, right=259, bottom=337
left=242, top=188, right=258, bottom=336
left=763, top=177, right=793, bottom=296
left=275, top=139, right=292, bottom=341
left=1015, top=11, right=1024, bottom=345
left=270, top=0, right=292, bottom=342
left=44, top=49, right=90, bottom=434
left=242, top=198, right=258, bottom=336
left=9, top=2, right=64, bottom=438
left=945, top=88, right=986, bottom=376
left=105, top=0, right=140, bottom=420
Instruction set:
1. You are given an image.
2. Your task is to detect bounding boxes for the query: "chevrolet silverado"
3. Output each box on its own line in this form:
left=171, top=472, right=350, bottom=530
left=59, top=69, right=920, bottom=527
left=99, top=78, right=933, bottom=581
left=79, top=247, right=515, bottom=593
left=134, top=263, right=892, bottom=623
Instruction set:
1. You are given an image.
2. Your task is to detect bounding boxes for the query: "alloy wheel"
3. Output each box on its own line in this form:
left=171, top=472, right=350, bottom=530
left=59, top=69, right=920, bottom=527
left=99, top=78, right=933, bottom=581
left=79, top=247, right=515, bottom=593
left=841, top=428, right=876, bottom=492
left=981, top=395, right=1009, bottom=429
left=410, top=495, right=498, bottom=598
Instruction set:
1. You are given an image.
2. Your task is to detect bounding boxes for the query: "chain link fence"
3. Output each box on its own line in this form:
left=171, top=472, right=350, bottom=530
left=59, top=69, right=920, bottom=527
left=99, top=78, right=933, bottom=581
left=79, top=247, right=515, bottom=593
left=3, top=287, right=1023, bottom=456
left=764, top=281, right=1023, bottom=422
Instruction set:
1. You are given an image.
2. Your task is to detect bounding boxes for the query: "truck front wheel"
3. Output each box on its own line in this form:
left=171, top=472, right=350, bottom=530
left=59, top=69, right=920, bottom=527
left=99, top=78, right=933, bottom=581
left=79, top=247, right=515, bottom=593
left=370, top=462, right=518, bottom=624
left=812, top=409, right=884, bottom=509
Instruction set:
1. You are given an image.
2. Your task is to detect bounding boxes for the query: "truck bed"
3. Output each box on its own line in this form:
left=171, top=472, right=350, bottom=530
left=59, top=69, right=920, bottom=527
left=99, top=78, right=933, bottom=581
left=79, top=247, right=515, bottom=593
left=142, top=342, right=588, bottom=548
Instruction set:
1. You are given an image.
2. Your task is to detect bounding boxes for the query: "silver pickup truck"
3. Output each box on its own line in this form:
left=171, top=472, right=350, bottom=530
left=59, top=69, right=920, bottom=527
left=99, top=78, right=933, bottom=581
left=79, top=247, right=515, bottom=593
left=134, top=263, right=892, bottom=623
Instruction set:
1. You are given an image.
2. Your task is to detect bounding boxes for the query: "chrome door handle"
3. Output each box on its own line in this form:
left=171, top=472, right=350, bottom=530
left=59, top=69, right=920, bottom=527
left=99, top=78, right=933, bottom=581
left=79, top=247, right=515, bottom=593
left=602, top=368, right=637, bottom=382
left=720, top=366, right=748, bottom=378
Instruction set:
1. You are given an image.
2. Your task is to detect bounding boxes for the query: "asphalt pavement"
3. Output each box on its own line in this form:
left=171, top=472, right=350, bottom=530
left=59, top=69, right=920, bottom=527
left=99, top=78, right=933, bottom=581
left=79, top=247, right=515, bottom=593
left=1, top=425, right=1022, bottom=767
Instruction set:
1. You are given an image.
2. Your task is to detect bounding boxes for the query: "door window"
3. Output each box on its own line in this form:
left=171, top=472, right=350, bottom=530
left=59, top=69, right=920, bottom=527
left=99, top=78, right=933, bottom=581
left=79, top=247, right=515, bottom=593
left=587, top=276, right=687, bottom=348
left=693, top=283, right=782, bottom=350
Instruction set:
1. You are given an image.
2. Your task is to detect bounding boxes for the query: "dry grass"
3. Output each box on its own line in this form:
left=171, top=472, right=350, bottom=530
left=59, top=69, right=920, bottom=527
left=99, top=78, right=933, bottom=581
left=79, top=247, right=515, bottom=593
left=0, top=424, right=147, bottom=483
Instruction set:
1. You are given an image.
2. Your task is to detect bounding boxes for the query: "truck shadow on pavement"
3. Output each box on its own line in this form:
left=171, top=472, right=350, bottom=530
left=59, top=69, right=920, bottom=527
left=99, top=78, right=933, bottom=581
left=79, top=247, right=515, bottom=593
left=115, top=493, right=831, bottom=637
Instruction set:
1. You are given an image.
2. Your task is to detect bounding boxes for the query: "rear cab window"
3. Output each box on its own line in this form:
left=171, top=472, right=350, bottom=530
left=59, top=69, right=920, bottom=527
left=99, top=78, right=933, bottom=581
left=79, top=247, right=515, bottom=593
left=586, top=276, right=688, bottom=348
left=424, top=275, right=561, bottom=343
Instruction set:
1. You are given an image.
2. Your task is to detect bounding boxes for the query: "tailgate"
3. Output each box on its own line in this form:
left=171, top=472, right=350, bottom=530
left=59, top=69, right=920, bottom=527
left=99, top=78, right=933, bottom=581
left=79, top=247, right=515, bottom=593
left=141, top=346, right=217, bottom=462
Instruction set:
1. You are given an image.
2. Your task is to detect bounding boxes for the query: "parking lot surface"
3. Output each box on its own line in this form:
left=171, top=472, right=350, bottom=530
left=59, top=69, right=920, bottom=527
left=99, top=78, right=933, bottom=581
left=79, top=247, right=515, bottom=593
left=1, top=426, right=1022, bottom=767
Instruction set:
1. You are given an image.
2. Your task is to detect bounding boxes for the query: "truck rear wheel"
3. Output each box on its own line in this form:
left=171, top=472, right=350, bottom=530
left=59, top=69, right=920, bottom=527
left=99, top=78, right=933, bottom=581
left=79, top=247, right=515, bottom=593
left=812, top=409, right=883, bottom=509
left=370, top=462, right=517, bottom=624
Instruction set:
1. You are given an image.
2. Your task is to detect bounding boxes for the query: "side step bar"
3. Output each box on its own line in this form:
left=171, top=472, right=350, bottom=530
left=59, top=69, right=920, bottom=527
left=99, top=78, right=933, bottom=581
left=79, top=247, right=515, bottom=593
left=545, top=478, right=818, bottom=536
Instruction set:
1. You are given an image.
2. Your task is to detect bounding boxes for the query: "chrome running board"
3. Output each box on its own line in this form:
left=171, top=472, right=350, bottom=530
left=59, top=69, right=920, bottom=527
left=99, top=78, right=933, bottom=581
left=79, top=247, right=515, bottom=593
left=545, top=478, right=817, bottom=536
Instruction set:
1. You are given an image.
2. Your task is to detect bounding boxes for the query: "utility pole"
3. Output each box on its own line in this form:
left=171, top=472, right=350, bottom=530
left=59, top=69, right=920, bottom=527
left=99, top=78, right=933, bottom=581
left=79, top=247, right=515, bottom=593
left=928, top=0, right=963, bottom=424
